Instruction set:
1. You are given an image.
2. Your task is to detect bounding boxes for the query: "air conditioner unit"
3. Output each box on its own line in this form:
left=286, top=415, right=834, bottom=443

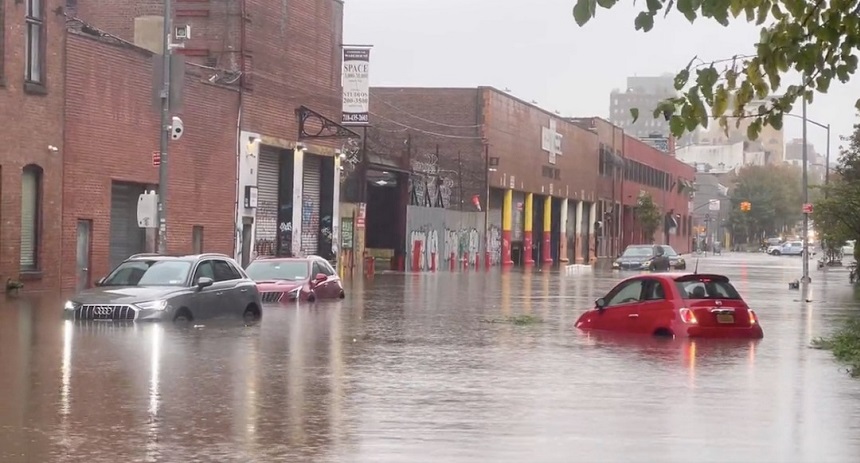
left=175, top=25, right=191, bottom=40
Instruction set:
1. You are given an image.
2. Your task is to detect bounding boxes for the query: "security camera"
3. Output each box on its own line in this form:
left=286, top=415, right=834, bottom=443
left=170, top=116, right=184, bottom=140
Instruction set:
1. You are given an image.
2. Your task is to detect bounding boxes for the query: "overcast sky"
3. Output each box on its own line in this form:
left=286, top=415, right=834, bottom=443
left=344, top=0, right=858, bottom=160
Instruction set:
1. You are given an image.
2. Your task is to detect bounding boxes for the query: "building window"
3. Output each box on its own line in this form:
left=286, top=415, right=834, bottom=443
left=20, top=164, right=43, bottom=271
left=25, top=0, right=45, bottom=86
left=192, top=226, right=204, bottom=254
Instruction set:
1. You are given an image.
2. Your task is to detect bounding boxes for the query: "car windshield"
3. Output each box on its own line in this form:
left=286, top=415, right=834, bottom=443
left=246, top=260, right=310, bottom=281
left=622, top=247, right=653, bottom=257
left=102, top=260, right=191, bottom=286
left=675, top=276, right=742, bottom=299
left=660, top=245, right=678, bottom=256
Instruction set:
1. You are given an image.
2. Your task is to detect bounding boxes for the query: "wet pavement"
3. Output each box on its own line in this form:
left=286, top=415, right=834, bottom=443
left=2, top=252, right=860, bottom=462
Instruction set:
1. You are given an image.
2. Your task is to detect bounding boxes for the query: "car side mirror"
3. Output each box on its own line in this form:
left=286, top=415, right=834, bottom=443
left=197, top=277, right=214, bottom=289
left=314, top=273, right=327, bottom=283
left=595, top=297, right=607, bottom=310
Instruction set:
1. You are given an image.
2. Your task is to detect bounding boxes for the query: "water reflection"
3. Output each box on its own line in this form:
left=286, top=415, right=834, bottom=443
left=0, top=253, right=859, bottom=461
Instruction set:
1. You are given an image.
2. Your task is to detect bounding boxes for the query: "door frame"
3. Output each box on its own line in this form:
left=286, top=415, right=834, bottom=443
left=76, top=219, right=93, bottom=291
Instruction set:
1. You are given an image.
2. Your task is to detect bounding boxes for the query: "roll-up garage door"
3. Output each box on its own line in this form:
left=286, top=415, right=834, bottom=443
left=109, top=182, right=146, bottom=270
left=255, top=147, right=280, bottom=256
left=300, top=154, right=321, bottom=256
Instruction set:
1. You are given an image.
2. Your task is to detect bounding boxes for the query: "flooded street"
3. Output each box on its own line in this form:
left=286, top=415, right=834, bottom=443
left=2, top=252, right=860, bottom=462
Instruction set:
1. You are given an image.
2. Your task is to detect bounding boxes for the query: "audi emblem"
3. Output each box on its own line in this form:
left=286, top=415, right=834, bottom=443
left=94, top=306, right=113, bottom=316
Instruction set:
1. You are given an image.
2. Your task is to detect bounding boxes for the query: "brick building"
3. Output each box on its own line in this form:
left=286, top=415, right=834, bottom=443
left=60, top=32, right=239, bottom=290
left=69, top=0, right=351, bottom=268
left=369, top=87, right=696, bottom=271
left=0, top=0, right=66, bottom=290
left=571, top=117, right=696, bottom=254
left=1, top=0, right=350, bottom=292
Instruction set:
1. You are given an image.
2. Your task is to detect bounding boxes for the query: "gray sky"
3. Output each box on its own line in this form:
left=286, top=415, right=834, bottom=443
left=345, top=0, right=857, bottom=160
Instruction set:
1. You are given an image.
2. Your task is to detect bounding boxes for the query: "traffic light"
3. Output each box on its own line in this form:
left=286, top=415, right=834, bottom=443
left=740, top=201, right=751, bottom=212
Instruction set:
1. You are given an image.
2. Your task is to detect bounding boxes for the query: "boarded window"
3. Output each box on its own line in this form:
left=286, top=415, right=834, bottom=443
left=192, top=226, right=204, bottom=254
left=21, top=165, right=42, bottom=270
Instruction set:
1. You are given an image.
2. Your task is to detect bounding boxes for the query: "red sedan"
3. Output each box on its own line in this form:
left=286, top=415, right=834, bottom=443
left=575, top=273, right=763, bottom=339
left=245, top=256, right=345, bottom=303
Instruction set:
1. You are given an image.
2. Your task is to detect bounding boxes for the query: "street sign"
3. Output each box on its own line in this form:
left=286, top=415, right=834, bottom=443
left=708, top=199, right=720, bottom=211
left=802, top=203, right=814, bottom=214
left=152, top=151, right=161, bottom=167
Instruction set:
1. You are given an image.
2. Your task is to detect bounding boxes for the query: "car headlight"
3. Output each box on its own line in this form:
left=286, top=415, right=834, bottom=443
left=136, top=300, right=168, bottom=311
left=64, top=300, right=77, bottom=311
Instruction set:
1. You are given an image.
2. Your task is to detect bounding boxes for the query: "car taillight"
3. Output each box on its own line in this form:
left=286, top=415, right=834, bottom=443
left=749, top=310, right=759, bottom=325
left=679, top=308, right=698, bottom=324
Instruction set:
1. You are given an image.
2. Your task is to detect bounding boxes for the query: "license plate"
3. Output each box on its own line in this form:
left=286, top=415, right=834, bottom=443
left=716, top=313, right=734, bottom=324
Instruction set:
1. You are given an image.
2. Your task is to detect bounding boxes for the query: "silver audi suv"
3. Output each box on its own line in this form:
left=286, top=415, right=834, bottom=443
left=63, top=253, right=263, bottom=323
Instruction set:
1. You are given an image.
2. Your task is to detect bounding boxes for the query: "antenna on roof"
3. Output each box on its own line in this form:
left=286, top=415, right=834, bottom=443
left=693, top=258, right=699, bottom=275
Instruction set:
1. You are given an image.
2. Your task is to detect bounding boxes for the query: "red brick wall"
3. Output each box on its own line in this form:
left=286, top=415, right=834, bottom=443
left=242, top=0, right=344, bottom=147
left=369, top=87, right=484, bottom=209
left=0, top=0, right=66, bottom=290
left=483, top=88, right=599, bottom=200
left=71, top=0, right=345, bottom=145
left=61, top=33, right=239, bottom=290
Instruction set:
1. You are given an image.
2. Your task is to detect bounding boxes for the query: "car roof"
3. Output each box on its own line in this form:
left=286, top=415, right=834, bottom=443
left=126, top=253, right=234, bottom=262
left=620, top=272, right=731, bottom=283
left=250, top=256, right=320, bottom=263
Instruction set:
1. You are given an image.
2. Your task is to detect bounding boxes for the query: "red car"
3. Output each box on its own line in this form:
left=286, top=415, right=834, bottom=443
left=245, top=256, right=345, bottom=303
left=575, top=273, right=763, bottom=339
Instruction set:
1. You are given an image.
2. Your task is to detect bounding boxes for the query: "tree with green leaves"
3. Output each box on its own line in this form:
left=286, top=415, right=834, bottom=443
left=813, top=116, right=860, bottom=257
left=634, top=192, right=663, bottom=240
left=727, top=163, right=803, bottom=242
left=573, top=0, right=860, bottom=140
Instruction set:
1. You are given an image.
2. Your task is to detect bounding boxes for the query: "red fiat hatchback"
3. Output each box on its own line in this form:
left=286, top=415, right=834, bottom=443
left=245, top=256, right=345, bottom=303
left=575, top=273, right=763, bottom=339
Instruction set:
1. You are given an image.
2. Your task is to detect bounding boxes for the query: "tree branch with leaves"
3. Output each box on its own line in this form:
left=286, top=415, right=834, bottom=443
left=573, top=0, right=860, bottom=139
left=634, top=192, right=663, bottom=240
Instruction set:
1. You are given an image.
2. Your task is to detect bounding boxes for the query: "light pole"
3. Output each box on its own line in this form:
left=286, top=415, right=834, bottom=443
left=800, top=83, right=810, bottom=284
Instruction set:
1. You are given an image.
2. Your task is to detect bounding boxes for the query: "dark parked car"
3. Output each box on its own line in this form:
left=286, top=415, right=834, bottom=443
left=613, top=244, right=673, bottom=271
left=63, top=253, right=263, bottom=323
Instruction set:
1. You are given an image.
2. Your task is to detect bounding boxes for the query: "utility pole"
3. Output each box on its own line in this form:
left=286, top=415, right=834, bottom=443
left=801, top=78, right=810, bottom=284
left=825, top=123, right=831, bottom=197
left=156, top=0, right=174, bottom=254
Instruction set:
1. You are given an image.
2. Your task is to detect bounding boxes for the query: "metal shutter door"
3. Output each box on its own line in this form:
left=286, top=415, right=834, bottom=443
left=255, top=147, right=280, bottom=256
left=300, top=154, right=321, bottom=256
left=20, top=171, right=38, bottom=269
left=109, top=183, right=145, bottom=270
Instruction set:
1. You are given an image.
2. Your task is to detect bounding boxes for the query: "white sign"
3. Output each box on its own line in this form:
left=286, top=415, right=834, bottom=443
left=341, top=48, right=370, bottom=125
left=137, top=191, right=158, bottom=228
left=541, top=119, right=563, bottom=165
left=708, top=199, right=720, bottom=211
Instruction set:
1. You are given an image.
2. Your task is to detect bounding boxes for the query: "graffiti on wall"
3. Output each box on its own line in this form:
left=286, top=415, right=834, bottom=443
left=339, top=138, right=361, bottom=183
left=443, top=228, right=479, bottom=262
left=410, top=151, right=455, bottom=208
left=255, top=200, right=278, bottom=257
left=300, top=199, right=319, bottom=256
left=409, top=225, right=439, bottom=271
left=488, top=225, right=501, bottom=265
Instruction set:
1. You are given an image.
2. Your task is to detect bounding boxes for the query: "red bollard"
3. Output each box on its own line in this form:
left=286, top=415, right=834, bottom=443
left=411, top=241, right=422, bottom=272
left=463, top=252, right=470, bottom=270
left=485, top=251, right=491, bottom=270
left=450, top=252, right=456, bottom=271
left=430, top=252, right=437, bottom=272
left=475, top=253, right=480, bottom=269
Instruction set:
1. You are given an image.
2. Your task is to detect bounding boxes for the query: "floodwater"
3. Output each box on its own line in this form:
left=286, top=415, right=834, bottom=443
left=2, top=253, right=860, bottom=463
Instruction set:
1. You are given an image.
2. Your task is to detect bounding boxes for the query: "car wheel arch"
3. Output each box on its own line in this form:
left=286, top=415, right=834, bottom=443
left=174, top=307, right=193, bottom=322
left=653, top=327, right=674, bottom=337
left=243, top=303, right=261, bottom=320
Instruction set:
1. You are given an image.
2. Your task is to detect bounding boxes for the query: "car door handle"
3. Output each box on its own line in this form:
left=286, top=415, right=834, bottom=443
left=216, top=291, right=224, bottom=296
left=628, top=314, right=640, bottom=318
left=240, top=288, right=248, bottom=293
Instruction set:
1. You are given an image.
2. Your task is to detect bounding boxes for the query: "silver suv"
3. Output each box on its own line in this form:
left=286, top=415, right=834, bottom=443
left=63, top=253, right=263, bottom=323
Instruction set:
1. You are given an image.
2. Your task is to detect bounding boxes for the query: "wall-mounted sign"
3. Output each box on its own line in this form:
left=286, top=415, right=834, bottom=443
left=341, top=48, right=371, bottom=125
left=244, top=185, right=258, bottom=208
left=541, top=119, right=563, bottom=165
left=341, top=217, right=354, bottom=250
left=356, top=202, right=367, bottom=228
